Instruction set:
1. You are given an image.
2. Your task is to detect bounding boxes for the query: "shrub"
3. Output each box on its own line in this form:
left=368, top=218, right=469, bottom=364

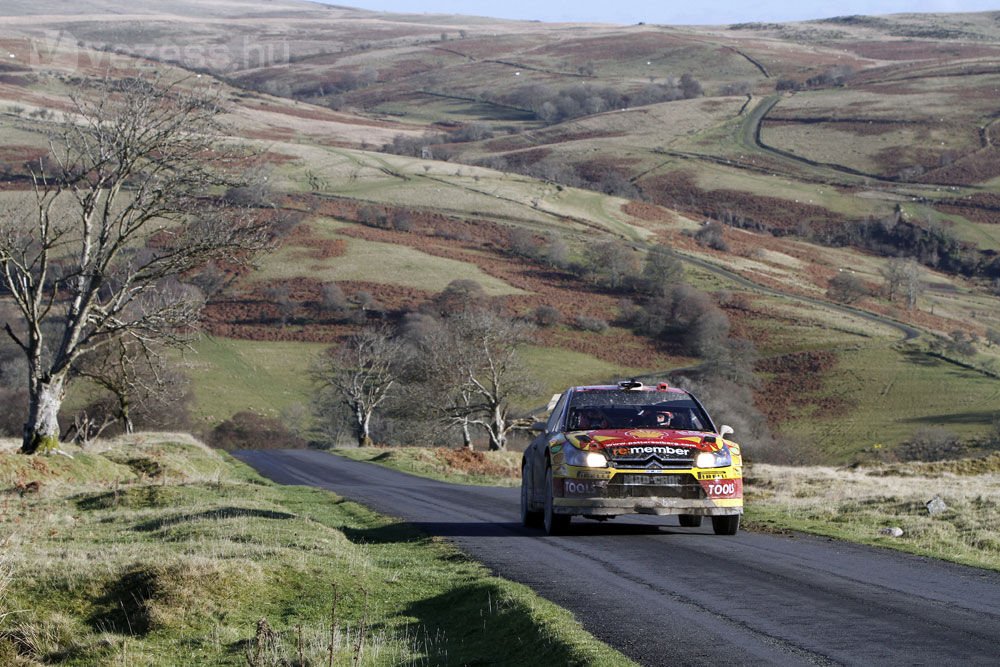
left=572, top=315, right=608, bottom=333
left=947, top=330, right=978, bottom=357
left=827, top=272, right=869, bottom=303
left=320, top=282, right=348, bottom=312
left=357, top=204, right=388, bottom=229
left=896, top=427, right=965, bottom=462
left=207, top=411, right=308, bottom=451
left=694, top=221, right=728, bottom=251
left=533, top=306, right=561, bottom=328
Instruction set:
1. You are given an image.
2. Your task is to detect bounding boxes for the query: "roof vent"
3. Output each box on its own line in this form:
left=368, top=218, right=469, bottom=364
left=618, top=379, right=644, bottom=390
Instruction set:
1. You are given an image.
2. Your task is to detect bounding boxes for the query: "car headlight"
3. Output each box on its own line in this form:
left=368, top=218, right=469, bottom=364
left=564, top=446, right=608, bottom=468
left=695, top=447, right=732, bottom=469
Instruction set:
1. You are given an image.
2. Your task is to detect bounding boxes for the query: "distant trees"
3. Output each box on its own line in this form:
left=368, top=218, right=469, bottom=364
left=506, top=229, right=570, bottom=270
left=532, top=305, right=562, bottom=327
left=898, top=426, right=964, bottom=462
left=313, top=281, right=537, bottom=450
left=679, top=73, right=703, bottom=98
left=986, top=328, right=1000, bottom=348
left=720, top=81, right=753, bottom=96
left=624, top=284, right=721, bottom=357
left=500, top=75, right=703, bottom=124
left=946, top=330, right=978, bottom=357
left=774, top=65, right=853, bottom=92
left=381, top=122, right=494, bottom=158
left=1, top=76, right=272, bottom=454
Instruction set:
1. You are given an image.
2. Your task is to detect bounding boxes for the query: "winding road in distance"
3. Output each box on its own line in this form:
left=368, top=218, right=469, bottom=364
left=236, top=449, right=1000, bottom=666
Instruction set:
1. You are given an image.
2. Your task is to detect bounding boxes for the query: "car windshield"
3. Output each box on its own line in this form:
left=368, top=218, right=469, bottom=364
left=566, top=390, right=713, bottom=432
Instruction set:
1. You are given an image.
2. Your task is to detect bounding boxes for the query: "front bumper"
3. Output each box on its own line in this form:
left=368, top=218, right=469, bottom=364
left=552, top=467, right=743, bottom=517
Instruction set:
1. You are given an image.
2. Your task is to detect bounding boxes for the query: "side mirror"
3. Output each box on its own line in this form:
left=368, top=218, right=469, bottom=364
left=720, top=425, right=734, bottom=438
left=531, top=421, right=548, bottom=432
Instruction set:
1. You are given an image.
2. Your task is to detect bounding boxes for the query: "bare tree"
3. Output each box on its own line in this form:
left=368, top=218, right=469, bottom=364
left=0, top=76, right=272, bottom=453
left=70, top=338, right=188, bottom=440
left=640, top=245, right=684, bottom=296
left=986, top=327, right=1000, bottom=348
left=316, top=327, right=402, bottom=447
left=446, top=310, right=535, bottom=451
left=264, top=285, right=296, bottom=326
left=881, top=258, right=924, bottom=309
left=396, top=312, right=475, bottom=448
left=398, top=308, right=536, bottom=451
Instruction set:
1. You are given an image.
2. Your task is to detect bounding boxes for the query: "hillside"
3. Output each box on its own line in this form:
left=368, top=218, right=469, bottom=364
left=0, top=2, right=999, bottom=461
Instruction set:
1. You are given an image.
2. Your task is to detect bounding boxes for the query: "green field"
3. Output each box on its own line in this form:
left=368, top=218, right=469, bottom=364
left=519, top=344, right=652, bottom=399
left=185, top=338, right=328, bottom=425
left=257, top=221, right=525, bottom=295
left=778, top=344, right=1000, bottom=460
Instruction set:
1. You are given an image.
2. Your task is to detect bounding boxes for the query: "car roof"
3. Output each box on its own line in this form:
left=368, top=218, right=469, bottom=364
left=571, top=382, right=689, bottom=395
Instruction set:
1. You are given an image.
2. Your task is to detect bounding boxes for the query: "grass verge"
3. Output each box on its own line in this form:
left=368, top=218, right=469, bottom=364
left=0, top=435, right=632, bottom=666
left=745, top=457, right=1000, bottom=572
left=331, top=447, right=521, bottom=487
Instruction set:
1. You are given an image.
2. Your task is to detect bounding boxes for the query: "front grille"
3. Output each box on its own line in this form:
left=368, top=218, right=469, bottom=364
left=608, top=451, right=696, bottom=469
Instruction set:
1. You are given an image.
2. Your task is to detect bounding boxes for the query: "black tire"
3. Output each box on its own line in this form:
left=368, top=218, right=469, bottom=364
left=520, top=463, right=543, bottom=528
left=678, top=514, right=702, bottom=528
left=543, top=465, right=570, bottom=536
left=712, top=514, right=740, bottom=535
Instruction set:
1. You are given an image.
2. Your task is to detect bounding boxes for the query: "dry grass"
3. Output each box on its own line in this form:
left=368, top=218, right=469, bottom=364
left=747, top=457, right=1000, bottom=570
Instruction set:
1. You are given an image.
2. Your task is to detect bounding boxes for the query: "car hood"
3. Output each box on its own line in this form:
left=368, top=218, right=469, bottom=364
left=565, top=429, right=723, bottom=452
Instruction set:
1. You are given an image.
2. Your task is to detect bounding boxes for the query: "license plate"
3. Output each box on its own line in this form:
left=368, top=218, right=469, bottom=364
left=621, top=474, right=678, bottom=486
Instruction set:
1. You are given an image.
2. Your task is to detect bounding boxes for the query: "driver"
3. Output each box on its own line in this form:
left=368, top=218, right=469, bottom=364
left=654, top=411, right=674, bottom=428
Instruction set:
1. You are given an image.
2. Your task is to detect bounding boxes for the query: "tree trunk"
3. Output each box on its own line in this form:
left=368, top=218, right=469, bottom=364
left=462, top=422, right=473, bottom=450
left=120, top=396, right=134, bottom=435
left=22, top=376, right=65, bottom=454
left=358, top=409, right=373, bottom=447
left=488, top=405, right=506, bottom=451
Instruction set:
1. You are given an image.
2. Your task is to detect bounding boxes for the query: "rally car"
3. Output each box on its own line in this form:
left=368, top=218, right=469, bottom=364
left=520, top=380, right=743, bottom=535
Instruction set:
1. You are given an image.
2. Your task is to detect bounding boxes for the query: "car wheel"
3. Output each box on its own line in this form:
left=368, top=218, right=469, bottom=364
left=711, top=515, right=740, bottom=535
left=520, top=463, right=543, bottom=528
left=678, top=514, right=702, bottom=528
left=543, top=464, right=570, bottom=536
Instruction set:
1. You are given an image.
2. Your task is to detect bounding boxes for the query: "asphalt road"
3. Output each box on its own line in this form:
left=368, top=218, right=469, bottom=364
left=236, top=449, right=1000, bottom=666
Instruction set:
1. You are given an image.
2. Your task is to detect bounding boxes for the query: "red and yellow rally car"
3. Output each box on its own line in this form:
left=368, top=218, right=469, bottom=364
left=520, top=380, right=743, bottom=535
